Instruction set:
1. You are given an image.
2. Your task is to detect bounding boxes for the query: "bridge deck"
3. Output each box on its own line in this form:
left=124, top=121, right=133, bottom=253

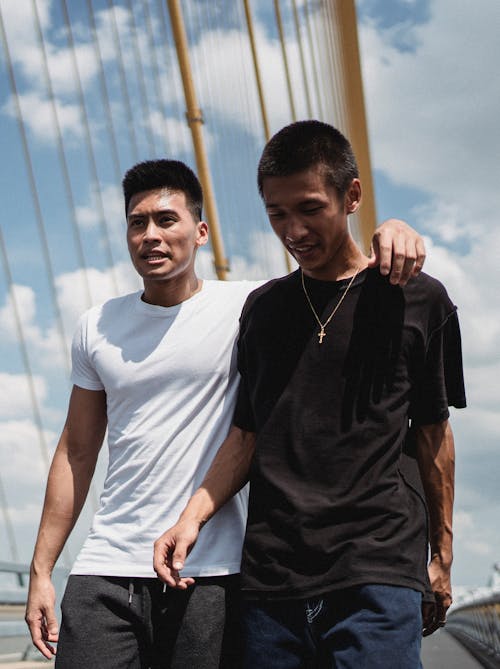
left=421, top=629, right=483, bottom=668
left=0, top=610, right=483, bottom=668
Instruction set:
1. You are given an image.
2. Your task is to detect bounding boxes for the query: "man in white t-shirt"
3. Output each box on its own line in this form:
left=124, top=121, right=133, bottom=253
left=25, top=159, right=426, bottom=668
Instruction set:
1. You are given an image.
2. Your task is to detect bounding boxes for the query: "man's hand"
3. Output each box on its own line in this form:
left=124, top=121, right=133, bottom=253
left=153, top=518, right=200, bottom=589
left=422, top=555, right=453, bottom=636
left=25, top=575, right=59, bottom=659
left=368, top=218, right=426, bottom=286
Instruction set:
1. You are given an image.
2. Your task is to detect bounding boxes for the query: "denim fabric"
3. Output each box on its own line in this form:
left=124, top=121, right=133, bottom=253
left=242, top=584, right=423, bottom=669
left=56, top=574, right=241, bottom=669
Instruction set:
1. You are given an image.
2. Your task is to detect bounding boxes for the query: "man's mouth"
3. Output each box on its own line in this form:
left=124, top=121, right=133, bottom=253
left=142, top=251, right=171, bottom=261
left=288, top=243, right=316, bottom=255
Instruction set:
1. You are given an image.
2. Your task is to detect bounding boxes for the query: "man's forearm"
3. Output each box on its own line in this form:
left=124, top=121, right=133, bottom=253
left=415, top=420, right=455, bottom=565
left=31, top=432, right=98, bottom=576
left=31, top=386, right=107, bottom=575
left=153, top=425, right=255, bottom=586
left=179, top=425, right=255, bottom=529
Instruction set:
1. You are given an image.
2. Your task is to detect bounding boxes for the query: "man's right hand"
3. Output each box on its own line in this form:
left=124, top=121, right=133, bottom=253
left=25, top=574, right=59, bottom=659
left=153, top=518, right=200, bottom=589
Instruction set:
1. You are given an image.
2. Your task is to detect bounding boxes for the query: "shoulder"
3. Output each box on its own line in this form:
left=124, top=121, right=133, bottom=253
left=361, top=269, right=459, bottom=337
left=240, top=272, right=300, bottom=320
left=405, top=271, right=452, bottom=300
left=403, top=271, right=457, bottom=324
left=366, top=268, right=455, bottom=310
left=75, top=292, right=141, bottom=330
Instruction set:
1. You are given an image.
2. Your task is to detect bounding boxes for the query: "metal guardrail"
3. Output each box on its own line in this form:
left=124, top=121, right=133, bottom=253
left=0, top=561, right=68, bottom=663
left=446, top=592, right=500, bottom=669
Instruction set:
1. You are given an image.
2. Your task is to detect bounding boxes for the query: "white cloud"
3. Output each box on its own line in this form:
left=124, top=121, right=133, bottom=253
left=0, top=419, right=56, bottom=483
left=358, top=1, right=500, bottom=210
left=196, top=230, right=291, bottom=281
left=0, top=284, right=36, bottom=339
left=1, top=0, right=311, bottom=150
left=0, top=372, right=47, bottom=419
left=422, top=234, right=500, bottom=366
left=0, top=284, right=68, bottom=369
left=0, top=416, right=107, bottom=564
left=2, top=90, right=83, bottom=143
left=76, top=183, right=124, bottom=231
left=454, top=510, right=474, bottom=533
left=0, top=2, right=137, bottom=143
left=358, top=0, right=500, bottom=586
left=145, top=112, right=211, bottom=155
left=0, top=0, right=50, bottom=58
left=55, top=262, right=142, bottom=335
left=452, top=507, right=497, bottom=588
left=7, top=502, right=46, bottom=527
left=187, top=22, right=310, bottom=140
left=0, top=263, right=141, bottom=375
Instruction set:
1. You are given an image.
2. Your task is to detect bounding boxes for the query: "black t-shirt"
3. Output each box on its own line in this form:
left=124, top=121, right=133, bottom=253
left=233, top=268, right=466, bottom=600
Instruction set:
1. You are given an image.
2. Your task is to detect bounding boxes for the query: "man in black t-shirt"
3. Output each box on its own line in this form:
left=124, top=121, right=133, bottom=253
left=154, top=121, right=466, bottom=668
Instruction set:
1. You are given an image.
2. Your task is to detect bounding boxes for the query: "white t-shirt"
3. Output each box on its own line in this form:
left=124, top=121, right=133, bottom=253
left=70, top=279, right=260, bottom=578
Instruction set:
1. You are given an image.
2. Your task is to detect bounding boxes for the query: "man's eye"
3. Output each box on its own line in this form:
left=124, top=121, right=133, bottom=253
left=129, top=219, right=144, bottom=227
left=302, top=206, right=321, bottom=215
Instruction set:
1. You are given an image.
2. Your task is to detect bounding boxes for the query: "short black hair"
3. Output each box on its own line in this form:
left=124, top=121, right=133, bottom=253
left=122, top=159, right=203, bottom=221
left=257, top=120, right=359, bottom=199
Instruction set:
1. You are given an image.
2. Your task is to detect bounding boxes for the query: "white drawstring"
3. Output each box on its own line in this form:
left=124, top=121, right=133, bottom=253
left=128, top=579, right=134, bottom=605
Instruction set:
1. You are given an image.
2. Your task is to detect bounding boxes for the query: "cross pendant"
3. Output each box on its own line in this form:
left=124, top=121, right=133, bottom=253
left=318, top=328, right=326, bottom=344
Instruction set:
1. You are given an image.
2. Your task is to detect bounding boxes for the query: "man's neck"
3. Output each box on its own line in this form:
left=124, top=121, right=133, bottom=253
left=141, top=274, right=203, bottom=308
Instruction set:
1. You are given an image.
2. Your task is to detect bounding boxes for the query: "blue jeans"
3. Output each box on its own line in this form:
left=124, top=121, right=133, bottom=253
left=242, top=584, right=423, bottom=668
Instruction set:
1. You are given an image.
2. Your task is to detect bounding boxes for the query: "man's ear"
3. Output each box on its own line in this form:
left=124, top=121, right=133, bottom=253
left=344, top=179, right=362, bottom=214
left=196, top=221, right=209, bottom=247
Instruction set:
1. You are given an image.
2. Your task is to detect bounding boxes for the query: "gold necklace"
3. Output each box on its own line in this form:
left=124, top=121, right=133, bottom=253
left=301, top=268, right=360, bottom=344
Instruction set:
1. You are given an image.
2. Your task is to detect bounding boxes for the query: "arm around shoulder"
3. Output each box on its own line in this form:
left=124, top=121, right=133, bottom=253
left=26, top=385, right=107, bottom=658
left=368, top=218, right=426, bottom=285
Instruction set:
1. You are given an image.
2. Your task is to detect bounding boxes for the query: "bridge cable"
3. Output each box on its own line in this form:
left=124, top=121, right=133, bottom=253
left=242, top=0, right=292, bottom=274
left=273, top=0, right=297, bottom=122
left=139, top=0, right=176, bottom=154
left=304, top=0, right=326, bottom=120
left=0, top=226, right=72, bottom=567
left=105, top=0, right=140, bottom=162
left=123, top=0, right=157, bottom=156
left=156, top=0, right=190, bottom=155
left=0, top=469, right=20, bottom=563
left=60, top=0, right=120, bottom=296
left=86, top=0, right=125, bottom=182
left=292, top=0, right=314, bottom=119
left=0, top=5, right=71, bottom=374
left=31, top=0, right=93, bottom=311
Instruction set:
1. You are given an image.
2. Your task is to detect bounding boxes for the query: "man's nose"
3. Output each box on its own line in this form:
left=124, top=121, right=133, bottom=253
left=284, top=216, right=308, bottom=242
left=143, top=220, right=161, bottom=241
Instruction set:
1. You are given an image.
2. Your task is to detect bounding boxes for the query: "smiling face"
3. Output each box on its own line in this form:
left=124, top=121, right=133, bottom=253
left=126, top=188, right=208, bottom=293
left=263, top=166, right=362, bottom=280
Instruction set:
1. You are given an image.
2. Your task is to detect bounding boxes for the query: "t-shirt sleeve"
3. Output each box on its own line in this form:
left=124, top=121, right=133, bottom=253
left=410, top=308, right=466, bottom=426
left=232, top=310, right=256, bottom=432
left=233, top=375, right=256, bottom=432
left=70, top=311, right=105, bottom=391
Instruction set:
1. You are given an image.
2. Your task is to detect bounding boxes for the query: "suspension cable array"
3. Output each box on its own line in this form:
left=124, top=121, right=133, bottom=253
left=0, top=0, right=376, bottom=565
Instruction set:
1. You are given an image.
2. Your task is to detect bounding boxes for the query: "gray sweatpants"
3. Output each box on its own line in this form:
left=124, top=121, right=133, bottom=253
left=55, top=574, right=241, bottom=669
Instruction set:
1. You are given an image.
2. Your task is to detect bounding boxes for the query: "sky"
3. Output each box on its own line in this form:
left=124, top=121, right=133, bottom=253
left=0, top=0, right=499, bottom=590
left=356, top=0, right=500, bottom=589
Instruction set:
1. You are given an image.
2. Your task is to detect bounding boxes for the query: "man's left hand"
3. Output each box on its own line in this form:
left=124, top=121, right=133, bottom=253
left=368, top=219, right=426, bottom=286
left=422, top=555, right=453, bottom=636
